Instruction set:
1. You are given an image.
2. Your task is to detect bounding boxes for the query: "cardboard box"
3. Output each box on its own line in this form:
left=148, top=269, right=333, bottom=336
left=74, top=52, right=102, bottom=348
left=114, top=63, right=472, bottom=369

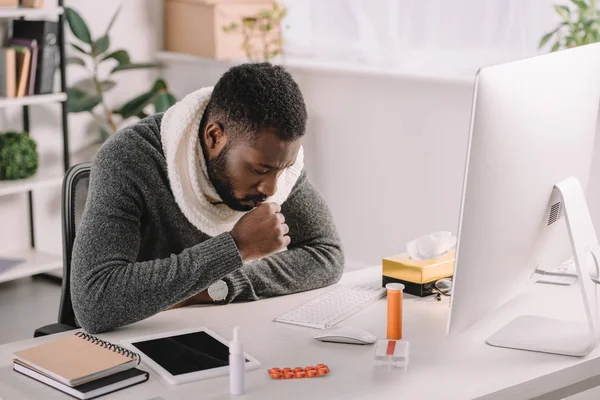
left=164, top=0, right=277, bottom=60
left=382, top=249, right=455, bottom=297
left=0, top=0, right=18, bottom=7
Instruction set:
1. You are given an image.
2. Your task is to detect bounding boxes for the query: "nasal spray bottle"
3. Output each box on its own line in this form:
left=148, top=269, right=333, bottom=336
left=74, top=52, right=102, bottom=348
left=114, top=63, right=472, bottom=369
left=229, top=326, right=245, bottom=395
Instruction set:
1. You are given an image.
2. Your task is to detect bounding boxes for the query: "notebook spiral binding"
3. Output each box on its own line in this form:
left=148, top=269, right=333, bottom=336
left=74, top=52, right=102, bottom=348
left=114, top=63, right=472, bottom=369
left=75, top=332, right=141, bottom=365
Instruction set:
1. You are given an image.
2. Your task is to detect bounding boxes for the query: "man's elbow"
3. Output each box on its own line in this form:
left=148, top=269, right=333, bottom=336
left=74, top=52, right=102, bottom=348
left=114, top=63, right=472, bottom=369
left=71, top=275, right=116, bottom=334
left=323, top=242, right=345, bottom=285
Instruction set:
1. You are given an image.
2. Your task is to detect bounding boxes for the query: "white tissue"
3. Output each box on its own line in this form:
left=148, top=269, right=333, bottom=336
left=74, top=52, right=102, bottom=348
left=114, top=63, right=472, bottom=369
left=407, top=231, right=457, bottom=260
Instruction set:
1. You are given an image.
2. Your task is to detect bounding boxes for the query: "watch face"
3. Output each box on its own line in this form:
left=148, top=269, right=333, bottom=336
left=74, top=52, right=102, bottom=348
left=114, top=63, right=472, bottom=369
left=209, top=280, right=228, bottom=301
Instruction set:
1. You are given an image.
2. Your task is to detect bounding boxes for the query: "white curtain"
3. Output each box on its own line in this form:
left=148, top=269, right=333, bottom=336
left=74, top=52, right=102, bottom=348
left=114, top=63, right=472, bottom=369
left=281, top=0, right=561, bottom=73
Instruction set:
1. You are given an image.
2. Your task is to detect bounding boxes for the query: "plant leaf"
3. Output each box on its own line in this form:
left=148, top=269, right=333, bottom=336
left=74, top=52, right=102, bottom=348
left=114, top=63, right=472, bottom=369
left=111, top=63, right=160, bottom=73
left=71, top=42, right=90, bottom=55
left=67, top=56, right=86, bottom=66
left=105, top=1, right=123, bottom=35
left=571, top=0, right=587, bottom=9
left=116, top=91, right=156, bottom=118
left=539, top=32, right=554, bottom=48
left=72, top=78, right=117, bottom=93
left=65, top=7, right=92, bottom=44
left=102, top=49, right=130, bottom=65
left=67, top=88, right=102, bottom=113
left=136, top=111, right=149, bottom=119
left=153, top=93, right=177, bottom=113
left=151, top=78, right=168, bottom=92
left=551, top=41, right=562, bottom=52
left=555, top=5, right=571, bottom=20
left=92, top=35, right=110, bottom=56
left=100, top=80, right=117, bottom=92
left=99, top=126, right=111, bottom=141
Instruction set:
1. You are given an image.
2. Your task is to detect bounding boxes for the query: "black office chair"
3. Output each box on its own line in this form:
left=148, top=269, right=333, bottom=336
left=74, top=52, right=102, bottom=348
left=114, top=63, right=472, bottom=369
left=34, top=162, right=91, bottom=337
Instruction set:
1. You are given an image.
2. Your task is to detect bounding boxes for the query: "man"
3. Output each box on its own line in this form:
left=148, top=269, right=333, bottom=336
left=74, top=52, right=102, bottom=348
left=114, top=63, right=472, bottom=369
left=71, top=62, right=344, bottom=334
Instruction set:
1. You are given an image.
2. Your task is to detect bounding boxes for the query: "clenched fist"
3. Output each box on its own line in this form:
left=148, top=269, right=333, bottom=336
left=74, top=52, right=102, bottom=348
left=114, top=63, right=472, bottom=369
left=230, top=202, right=290, bottom=262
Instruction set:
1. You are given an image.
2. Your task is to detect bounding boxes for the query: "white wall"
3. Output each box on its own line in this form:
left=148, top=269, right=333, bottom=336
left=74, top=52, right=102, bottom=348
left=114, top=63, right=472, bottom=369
left=4, top=0, right=600, bottom=270
left=161, top=57, right=600, bottom=267
left=0, top=0, right=163, bottom=257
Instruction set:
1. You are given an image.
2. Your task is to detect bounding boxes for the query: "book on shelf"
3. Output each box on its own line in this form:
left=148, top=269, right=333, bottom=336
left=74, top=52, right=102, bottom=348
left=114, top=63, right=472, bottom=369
left=9, top=44, right=31, bottom=97
left=0, top=47, right=16, bottom=97
left=12, top=20, right=58, bottom=95
left=9, top=37, right=38, bottom=96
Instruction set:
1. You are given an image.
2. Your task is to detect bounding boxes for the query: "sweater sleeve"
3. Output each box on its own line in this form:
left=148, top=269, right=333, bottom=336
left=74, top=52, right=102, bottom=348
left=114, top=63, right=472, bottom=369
left=222, top=171, right=345, bottom=302
left=70, top=134, right=243, bottom=334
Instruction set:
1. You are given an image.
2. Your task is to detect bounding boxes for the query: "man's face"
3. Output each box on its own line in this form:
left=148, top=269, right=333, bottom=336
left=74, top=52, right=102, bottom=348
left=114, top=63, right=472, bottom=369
left=205, top=128, right=301, bottom=212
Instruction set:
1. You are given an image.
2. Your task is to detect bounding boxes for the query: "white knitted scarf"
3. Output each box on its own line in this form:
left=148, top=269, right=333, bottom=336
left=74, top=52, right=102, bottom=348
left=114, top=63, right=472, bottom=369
left=160, top=87, right=304, bottom=237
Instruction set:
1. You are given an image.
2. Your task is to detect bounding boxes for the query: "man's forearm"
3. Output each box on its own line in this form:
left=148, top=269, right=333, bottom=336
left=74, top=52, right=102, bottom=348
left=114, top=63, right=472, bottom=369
left=71, top=232, right=242, bottom=333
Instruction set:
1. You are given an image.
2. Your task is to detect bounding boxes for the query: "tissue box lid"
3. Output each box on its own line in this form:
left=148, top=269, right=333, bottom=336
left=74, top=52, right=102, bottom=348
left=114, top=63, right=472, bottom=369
left=382, top=249, right=455, bottom=284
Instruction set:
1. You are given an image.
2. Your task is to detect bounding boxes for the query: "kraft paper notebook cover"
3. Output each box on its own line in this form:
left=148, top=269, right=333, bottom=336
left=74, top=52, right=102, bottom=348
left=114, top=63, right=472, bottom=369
left=13, top=332, right=141, bottom=387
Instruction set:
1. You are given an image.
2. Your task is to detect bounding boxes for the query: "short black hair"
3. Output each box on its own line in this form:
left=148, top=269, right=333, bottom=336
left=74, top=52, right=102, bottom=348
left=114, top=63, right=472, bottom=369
left=204, top=62, right=307, bottom=142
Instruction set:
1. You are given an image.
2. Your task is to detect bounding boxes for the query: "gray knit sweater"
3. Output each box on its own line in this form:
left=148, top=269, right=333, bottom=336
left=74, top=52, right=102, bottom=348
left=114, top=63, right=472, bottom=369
left=70, top=115, right=344, bottom=334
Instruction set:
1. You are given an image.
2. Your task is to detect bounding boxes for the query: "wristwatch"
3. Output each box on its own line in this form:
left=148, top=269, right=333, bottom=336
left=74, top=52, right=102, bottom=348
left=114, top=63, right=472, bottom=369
left=207, top=280, right=229, bottom=302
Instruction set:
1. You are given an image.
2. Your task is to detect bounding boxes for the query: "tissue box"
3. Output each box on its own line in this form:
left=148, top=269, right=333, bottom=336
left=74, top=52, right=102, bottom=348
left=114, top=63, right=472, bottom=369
left=382, top=249, right=455, bottom=297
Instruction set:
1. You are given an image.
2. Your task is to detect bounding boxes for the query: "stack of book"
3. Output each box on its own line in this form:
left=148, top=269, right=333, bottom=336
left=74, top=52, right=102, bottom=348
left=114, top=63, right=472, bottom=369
left=12, top=332, right=149, bottom=399
left=0, top=36, right=38, bottom=98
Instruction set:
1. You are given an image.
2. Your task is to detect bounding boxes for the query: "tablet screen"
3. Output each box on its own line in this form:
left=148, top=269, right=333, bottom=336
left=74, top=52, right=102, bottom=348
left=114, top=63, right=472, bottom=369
left=129, top=331, right=248, bottom=376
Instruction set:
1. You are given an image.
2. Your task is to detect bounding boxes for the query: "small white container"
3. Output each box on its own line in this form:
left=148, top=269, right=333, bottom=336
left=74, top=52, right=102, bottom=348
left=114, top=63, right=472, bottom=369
left=229, top=326, right=245, bottom=395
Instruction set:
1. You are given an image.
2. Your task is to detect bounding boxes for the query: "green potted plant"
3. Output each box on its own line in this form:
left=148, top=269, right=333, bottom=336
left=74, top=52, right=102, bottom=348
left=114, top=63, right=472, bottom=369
left=65, top=4, right=177, bottom=140
left=539, top=0, right=600, bottom=52
left=222, top=1, right=287, bottom=61
left=0, top=132, right=38, bottom=180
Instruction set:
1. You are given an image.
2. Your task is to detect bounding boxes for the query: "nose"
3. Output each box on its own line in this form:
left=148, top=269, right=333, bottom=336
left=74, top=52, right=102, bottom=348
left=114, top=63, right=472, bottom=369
left=257, top=175, right=278, bottom=198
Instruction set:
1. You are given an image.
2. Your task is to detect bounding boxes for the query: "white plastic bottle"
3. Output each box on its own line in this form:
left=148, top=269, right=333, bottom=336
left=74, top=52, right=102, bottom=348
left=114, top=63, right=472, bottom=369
left=229, top=326, right=245, bottom=395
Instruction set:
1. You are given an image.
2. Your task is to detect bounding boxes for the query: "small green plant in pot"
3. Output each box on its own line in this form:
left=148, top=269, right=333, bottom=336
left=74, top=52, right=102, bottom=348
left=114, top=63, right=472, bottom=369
left=0, top=132, right=39, bottom=180
left=539, top=0, right=600, bottom=52
left=222, top=1, right=287, bottom=61
left=65, top=4, right=177, bottom=140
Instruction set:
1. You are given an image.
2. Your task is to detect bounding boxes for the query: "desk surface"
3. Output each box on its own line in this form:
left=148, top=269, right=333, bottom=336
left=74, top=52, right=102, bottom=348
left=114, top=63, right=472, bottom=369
left=1, top=267, right=600, bottom=400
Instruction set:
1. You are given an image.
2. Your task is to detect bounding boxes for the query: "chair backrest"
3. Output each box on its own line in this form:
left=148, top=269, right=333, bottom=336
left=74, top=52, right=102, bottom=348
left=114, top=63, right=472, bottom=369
left=58, top=162, right=91, bottom=327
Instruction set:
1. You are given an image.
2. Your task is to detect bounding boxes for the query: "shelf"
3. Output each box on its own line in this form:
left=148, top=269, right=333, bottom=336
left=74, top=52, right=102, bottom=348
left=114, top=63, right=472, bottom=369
left=0, top=172, right=63, bottom=197
left=155, top=51, right=476, bottom=85
left=0, top=141, right=101, bottom=198
left=0, top=6, right=63, bottom=19
left=0, top=249, right=61, bottom=284
left=0, top=93, right=67, bottom=109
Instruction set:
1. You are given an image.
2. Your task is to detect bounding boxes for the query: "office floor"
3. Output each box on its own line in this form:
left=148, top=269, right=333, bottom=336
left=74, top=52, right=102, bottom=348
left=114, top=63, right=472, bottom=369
left=0, top=276, right=61, bottom=344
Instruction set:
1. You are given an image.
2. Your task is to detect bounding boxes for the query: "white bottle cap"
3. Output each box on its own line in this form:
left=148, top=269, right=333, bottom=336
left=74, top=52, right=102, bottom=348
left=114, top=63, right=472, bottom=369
left=230, top=326, right=243, bottom=355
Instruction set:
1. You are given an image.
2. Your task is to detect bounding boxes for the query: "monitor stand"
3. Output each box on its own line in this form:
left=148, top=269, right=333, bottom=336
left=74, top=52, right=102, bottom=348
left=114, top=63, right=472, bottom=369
left=486, top=176, right=600, bottom=357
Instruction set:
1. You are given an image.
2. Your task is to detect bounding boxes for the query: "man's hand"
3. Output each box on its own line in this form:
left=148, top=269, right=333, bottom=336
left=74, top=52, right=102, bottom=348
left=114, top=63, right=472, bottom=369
left=230, top=202, right=290, bottom=262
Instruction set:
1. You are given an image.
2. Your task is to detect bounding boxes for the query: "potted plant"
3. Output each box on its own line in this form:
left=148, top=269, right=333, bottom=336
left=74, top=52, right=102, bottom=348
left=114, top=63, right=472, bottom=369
left=222, top=1, right=287, bottom=61
left=65, top=5, right=177, bottom=140
left=0, top=132, right=38, bottom=180
left=539, top=0, right=600, bottom=51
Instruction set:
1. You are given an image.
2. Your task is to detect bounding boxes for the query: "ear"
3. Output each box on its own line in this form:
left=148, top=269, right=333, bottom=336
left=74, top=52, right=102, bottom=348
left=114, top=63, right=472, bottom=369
left=204, top=122, right=228, bottom=154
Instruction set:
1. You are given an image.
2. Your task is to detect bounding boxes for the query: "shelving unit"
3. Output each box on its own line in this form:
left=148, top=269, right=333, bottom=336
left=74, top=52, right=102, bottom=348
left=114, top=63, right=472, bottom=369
left=0, top=3, right=70, bottom=283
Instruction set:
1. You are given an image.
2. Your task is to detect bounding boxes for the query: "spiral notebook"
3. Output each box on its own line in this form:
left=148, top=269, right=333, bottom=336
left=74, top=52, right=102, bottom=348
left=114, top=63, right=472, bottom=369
left=12, top=332, right=141, bottom=387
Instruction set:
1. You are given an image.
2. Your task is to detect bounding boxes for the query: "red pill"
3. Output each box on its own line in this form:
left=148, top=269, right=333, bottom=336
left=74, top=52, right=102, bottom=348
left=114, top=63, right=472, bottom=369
left=295, top=371, right=306, bottom=378
left=307, top=369, right=317, bottom=378
left=284, top=371, right=295, bottom=379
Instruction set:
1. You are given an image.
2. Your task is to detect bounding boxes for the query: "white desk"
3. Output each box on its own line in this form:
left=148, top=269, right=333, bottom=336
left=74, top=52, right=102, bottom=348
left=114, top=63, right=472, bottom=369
left=1, top=266, right=600, bottom=400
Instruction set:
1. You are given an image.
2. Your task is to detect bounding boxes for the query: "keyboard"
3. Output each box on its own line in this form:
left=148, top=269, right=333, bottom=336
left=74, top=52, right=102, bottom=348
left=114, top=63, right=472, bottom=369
left=274, top=284, right=387, bottom=329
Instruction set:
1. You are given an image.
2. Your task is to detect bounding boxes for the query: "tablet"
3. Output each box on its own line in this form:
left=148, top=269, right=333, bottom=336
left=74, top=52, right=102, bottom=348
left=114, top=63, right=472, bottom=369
left=120, top=327, right=261, bottom=385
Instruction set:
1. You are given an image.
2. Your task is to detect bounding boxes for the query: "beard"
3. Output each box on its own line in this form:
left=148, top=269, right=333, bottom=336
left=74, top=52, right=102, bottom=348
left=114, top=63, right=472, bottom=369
left=205, top=144, right=266, bottom=212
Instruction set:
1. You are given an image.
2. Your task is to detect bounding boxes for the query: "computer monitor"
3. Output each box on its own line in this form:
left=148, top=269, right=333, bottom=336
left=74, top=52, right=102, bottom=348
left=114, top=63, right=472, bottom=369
left=447, top=42, right=600, bottom=357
